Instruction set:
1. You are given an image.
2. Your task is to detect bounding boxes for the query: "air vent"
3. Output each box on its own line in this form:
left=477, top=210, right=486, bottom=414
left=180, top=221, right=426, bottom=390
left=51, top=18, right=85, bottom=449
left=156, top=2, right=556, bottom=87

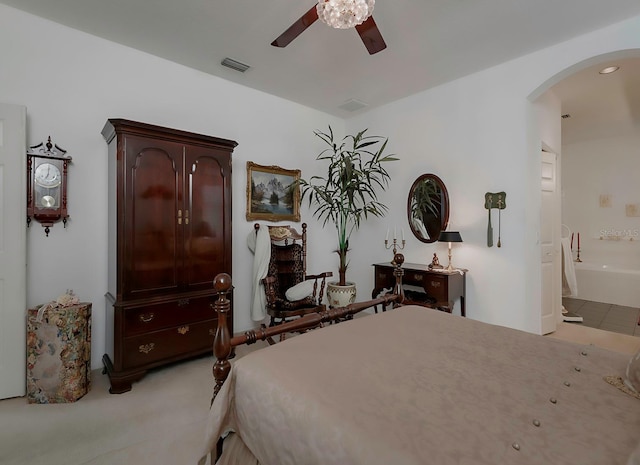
left=561, top=114, right=571, bottom=119
left=338, top=99, right=368, bottom=112
left=221, top=57, right=250, bottom=73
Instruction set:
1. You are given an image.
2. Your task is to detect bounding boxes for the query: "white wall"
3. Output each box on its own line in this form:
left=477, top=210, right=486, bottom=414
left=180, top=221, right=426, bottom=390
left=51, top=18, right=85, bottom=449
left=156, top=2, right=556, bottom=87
left=346, top=15, right=640, bottom=333
left=562, top=132, right=640, bottom=268
left=2, top=2, right=640, bottom=369
left=0, top=4, right=344, bottom=369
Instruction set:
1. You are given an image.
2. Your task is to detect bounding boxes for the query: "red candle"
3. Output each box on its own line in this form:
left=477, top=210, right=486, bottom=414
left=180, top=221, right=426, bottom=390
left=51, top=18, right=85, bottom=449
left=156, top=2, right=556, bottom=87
left=571, top=233, right=574, bottom=250
left=578, top=232, right=580, bottom=249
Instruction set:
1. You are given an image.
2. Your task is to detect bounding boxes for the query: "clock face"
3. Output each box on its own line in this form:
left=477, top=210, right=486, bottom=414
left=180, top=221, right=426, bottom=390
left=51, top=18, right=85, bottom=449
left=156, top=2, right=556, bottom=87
left=34, top=162, right=62, bottom=188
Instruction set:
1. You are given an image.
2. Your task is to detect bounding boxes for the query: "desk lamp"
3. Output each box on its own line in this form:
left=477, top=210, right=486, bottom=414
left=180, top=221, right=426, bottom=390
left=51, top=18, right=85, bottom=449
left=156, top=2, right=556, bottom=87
left=438, top=231, right=463, bottom=271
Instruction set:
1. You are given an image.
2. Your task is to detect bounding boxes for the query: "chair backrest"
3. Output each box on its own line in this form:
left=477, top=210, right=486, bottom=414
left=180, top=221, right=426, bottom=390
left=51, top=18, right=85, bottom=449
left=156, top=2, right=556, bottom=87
left=255, top=223, right=308, bottom=300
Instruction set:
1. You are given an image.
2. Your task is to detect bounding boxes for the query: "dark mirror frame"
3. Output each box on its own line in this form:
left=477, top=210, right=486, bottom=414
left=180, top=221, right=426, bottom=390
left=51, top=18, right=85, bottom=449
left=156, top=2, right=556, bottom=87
left=407, top=174, right=450, bottom=243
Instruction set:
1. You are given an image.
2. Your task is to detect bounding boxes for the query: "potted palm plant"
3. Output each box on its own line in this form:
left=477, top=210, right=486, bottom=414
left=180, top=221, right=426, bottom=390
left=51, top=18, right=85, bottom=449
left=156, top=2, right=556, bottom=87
left=299, top=126, right=397, bottom=307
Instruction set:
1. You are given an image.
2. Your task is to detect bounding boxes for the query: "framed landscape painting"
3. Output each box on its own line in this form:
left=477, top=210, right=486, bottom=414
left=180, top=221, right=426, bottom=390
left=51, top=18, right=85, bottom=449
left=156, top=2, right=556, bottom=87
left=246, top=161, right=301, bottom=222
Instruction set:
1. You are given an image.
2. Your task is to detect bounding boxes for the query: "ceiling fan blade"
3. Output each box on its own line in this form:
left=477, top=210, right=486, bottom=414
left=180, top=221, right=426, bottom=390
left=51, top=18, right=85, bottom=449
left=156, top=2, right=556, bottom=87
left=355, top=16, right=387, bottom=55
left=271, top=5, right=319, bottom=48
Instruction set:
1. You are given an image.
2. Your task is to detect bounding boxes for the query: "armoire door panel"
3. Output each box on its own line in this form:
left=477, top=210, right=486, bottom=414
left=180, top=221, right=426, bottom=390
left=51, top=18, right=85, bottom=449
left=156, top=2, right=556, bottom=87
left=184, top=149, right=231, bottom=290
left=125, top=138, right=183, bottom=296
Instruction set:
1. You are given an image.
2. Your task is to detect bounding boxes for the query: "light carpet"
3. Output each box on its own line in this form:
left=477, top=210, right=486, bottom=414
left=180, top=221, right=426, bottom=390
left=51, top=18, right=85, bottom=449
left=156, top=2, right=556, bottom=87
left=0, top=342, right=267, bottom=465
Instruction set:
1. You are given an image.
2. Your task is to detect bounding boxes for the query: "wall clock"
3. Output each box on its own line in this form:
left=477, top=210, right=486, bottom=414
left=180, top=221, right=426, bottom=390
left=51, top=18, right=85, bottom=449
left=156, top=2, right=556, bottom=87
left=26, top=136, right=71, bottom=236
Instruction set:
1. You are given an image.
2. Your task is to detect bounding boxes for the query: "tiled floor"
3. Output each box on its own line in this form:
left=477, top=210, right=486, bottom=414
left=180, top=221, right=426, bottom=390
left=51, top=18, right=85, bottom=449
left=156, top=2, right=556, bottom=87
left=562, top=297, right=640, bottom=337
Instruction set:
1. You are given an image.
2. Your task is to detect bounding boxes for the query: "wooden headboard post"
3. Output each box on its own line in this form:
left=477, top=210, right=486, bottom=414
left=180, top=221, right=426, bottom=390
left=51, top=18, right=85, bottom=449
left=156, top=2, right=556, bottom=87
left=392, top=253, right=405, bottom=308
left=211, top=273, right=233, bottom=404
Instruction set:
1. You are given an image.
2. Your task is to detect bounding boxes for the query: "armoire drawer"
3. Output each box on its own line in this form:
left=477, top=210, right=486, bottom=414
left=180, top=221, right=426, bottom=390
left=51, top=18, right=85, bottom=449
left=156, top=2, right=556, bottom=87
left=122, top=318, right=216, bottom=368
left=123, top=296, right=214, bottom=336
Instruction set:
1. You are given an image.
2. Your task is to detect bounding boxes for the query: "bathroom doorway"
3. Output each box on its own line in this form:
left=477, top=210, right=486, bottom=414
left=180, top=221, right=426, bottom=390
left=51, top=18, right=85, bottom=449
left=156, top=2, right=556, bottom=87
left=549, top=56, right=640, bottom=340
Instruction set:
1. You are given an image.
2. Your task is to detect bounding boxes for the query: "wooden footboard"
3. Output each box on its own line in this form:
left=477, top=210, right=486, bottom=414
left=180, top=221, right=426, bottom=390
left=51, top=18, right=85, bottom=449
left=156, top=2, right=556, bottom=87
left=210, top=253, right=406, bottom=403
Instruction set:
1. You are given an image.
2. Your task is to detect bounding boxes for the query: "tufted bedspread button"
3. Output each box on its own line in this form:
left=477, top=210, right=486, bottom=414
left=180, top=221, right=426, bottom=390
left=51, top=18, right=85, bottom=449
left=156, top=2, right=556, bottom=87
left=512, top=443, right=520, bottom=451
left=581, top=350, right=588, bottom=356
left=533, top=419, right=541, bottom=427
left=575, top=366, right=581, bottom=372
left=564, top=381, right=571, bottom=387
left=550, top=397, right=557, bottom=404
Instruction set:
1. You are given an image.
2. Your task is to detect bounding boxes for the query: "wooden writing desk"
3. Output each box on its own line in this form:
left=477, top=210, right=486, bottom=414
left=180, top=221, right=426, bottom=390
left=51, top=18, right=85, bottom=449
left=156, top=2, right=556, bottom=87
left=372, top=262, right=467, bottom=316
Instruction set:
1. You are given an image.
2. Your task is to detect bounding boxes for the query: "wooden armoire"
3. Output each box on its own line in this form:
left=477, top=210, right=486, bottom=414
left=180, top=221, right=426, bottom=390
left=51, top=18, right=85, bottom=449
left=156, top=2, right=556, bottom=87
left=101, top=119, right=236, bottom=393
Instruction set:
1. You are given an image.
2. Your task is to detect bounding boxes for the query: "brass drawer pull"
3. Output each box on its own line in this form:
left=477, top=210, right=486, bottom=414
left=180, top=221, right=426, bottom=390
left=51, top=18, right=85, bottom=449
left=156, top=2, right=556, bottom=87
left=177, top=325, right=190, bottom=335
left=412, top=274, right=423, bottom=281
left=178, top=298, right=190, bottom=307
left=139, top=343, right=155, bottom=354
left=209, top=329, right=215, bottom=336
left=139, top=312, right=155, bottom=323
left=430, top=281, right=441, bottom=288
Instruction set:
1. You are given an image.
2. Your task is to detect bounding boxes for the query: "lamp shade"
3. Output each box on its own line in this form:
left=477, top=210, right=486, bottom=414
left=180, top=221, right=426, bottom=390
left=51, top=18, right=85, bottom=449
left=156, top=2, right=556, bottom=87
left=438, top=231, right=463, bottom=243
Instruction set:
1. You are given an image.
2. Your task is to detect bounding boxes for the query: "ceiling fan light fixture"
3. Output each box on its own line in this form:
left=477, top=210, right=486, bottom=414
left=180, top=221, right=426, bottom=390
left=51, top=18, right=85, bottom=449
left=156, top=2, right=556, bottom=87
left=316, top=0, right=375, bottom=30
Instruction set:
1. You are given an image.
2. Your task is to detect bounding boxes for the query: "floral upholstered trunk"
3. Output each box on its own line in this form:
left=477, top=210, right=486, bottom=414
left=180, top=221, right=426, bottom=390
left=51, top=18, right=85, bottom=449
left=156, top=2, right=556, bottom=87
left=26, top=303, right=92, bottom=403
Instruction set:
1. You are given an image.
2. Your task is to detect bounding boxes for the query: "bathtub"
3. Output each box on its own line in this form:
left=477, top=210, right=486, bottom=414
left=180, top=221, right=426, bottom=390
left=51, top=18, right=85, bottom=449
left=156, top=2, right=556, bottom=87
left=573, top=261, right=640, bottom=308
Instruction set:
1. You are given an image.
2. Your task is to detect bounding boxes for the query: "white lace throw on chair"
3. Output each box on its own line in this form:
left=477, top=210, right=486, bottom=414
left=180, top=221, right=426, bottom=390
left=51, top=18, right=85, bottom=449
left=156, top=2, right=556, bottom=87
left=247, top=225, right=271, bottom=321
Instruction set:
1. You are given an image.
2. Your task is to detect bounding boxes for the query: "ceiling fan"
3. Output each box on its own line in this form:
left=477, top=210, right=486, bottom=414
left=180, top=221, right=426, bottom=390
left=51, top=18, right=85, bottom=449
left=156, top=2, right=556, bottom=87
left=271, top=1, right=386, bottom=55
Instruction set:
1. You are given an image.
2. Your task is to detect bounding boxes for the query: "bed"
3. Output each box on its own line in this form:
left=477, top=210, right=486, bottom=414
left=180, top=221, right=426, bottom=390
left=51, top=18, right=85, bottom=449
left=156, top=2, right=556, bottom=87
left=200, top=271, right=640, bottom=465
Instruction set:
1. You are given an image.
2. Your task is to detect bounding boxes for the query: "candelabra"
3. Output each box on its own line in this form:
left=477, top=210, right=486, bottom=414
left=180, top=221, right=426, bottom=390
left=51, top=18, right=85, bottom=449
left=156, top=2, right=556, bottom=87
left=384, top=228, right=405, bottom=264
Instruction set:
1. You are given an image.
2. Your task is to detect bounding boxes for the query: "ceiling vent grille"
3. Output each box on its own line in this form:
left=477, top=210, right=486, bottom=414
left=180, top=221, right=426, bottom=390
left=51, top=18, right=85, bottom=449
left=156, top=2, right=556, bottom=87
left=221, top=57, right=250, bottom=73
left=338, top=99, right=368, bottom=112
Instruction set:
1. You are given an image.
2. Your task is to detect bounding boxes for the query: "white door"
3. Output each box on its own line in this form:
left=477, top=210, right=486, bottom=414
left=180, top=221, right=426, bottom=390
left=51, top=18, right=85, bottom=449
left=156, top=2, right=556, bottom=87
left=0, top=103, right=27, bottom=399
left=540, top=150, right=560, bottom=335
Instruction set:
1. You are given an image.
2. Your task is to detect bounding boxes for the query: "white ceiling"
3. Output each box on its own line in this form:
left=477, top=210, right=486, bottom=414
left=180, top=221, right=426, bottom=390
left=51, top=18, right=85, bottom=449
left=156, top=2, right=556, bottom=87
left=552, top=58, right=640, bottom=145
left=3, top=0, right=640, bottom=122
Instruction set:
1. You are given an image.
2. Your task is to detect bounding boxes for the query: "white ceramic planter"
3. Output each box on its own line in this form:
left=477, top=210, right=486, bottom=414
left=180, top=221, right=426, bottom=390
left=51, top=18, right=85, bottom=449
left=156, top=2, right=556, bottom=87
left=326, top=282, right=357, bottom=308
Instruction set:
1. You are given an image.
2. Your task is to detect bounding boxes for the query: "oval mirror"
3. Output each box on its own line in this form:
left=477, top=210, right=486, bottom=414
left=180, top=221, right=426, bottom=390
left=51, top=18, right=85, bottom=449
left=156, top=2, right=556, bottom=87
left=407, top=174, right=450, bottom=243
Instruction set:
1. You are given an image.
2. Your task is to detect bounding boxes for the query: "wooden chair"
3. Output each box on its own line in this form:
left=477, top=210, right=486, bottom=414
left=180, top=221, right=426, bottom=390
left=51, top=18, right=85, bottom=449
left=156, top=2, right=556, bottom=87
left=255, top=223, right=332, bottom=338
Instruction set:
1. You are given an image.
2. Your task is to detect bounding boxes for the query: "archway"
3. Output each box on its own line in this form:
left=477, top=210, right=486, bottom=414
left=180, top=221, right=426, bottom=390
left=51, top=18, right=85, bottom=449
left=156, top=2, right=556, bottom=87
left=529, top=48, right=640, bottom=337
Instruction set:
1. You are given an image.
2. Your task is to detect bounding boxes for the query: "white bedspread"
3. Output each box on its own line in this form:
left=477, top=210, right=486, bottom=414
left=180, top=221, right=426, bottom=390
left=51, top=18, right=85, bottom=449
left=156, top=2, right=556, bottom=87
left=200, top=306, right=640, bottom=465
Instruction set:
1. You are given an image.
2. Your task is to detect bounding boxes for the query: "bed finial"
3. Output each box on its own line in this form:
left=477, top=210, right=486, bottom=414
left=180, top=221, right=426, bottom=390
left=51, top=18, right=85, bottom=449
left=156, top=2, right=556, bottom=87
left=212, top=273, right=233, bottom=404
left=392, top=253, right=405, bottom=307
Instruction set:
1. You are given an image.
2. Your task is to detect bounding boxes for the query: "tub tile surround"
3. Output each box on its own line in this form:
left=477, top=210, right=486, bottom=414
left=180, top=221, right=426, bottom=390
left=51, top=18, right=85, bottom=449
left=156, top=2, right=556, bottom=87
left=563, top=297, right=640, bottom=337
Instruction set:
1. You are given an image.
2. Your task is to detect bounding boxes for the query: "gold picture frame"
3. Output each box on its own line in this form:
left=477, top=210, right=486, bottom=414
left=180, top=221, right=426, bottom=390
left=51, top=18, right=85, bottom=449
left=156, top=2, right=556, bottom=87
left=246, top=161, right=301, bottom=222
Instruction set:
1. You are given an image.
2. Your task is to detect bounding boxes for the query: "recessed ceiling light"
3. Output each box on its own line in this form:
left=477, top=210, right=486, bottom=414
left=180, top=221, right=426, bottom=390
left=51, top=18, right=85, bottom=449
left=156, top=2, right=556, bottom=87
left=599, top=66, right=619, bottom=74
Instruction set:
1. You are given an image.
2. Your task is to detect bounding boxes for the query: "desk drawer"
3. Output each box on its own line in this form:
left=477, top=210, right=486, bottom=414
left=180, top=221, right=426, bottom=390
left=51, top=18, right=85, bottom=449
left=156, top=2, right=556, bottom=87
left=374, top=267, right=395, bottom=288
left=404, top=270, right=428, bottom=287
left=122, top=318, right=216, bottom=368
left=424, top=274, right=447, bottom=301
left=124, top=296, right=214, bottom=336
